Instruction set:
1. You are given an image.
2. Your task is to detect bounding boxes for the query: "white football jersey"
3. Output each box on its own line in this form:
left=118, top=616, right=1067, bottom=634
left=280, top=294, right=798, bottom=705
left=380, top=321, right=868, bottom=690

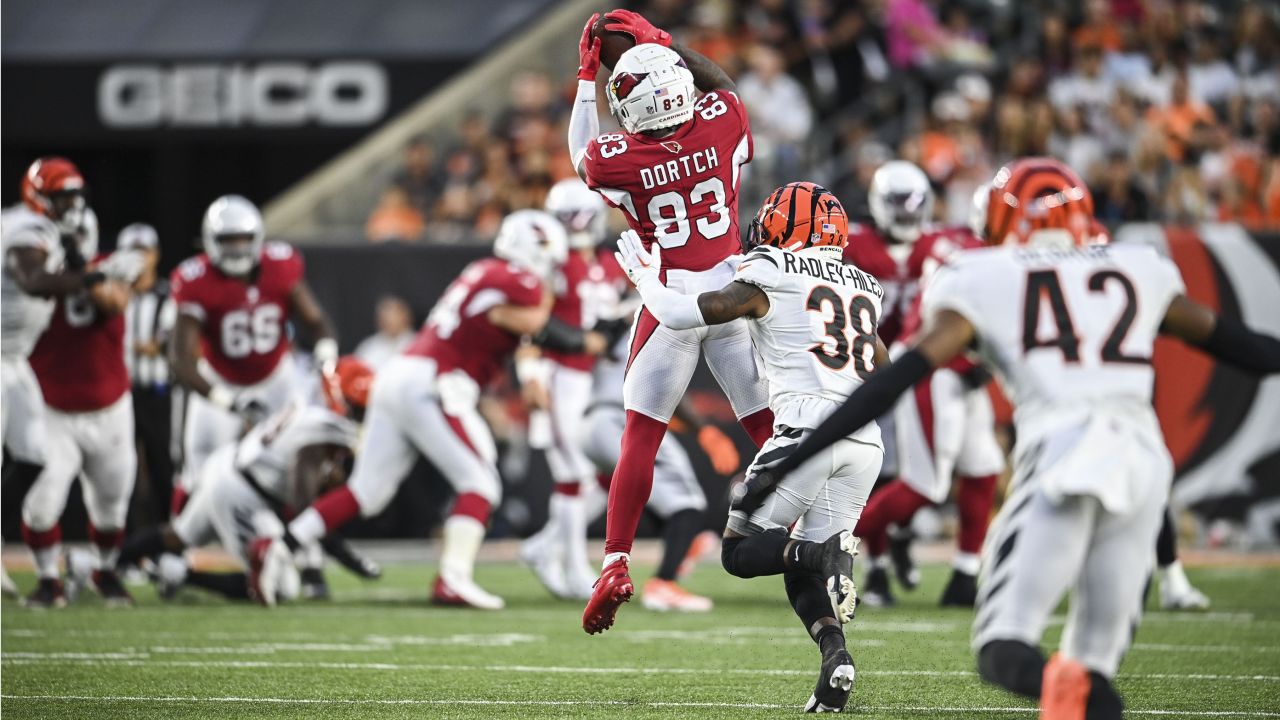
left=922, top=243, right=1185, bottom=437
left=1, top=205, right=63, bottom=358
left=234, top=401, right=358, bottom=504
left=734, top=244, right=885, bottom=445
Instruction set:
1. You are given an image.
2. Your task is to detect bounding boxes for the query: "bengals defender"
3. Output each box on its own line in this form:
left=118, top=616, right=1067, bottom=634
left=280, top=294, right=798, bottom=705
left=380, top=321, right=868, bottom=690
left=616, top=183, right=886, bottom=712
left=7, top=158, right=144, bottom=608
left=853, top=181, right=1005, bottom=609
left=169, top=195, right=337, bottom=501
left=749, top=158, right=1280, bottom=719
left=567, top=9, right=774, bottom=635
left=256, top=211, right=603, bottom=610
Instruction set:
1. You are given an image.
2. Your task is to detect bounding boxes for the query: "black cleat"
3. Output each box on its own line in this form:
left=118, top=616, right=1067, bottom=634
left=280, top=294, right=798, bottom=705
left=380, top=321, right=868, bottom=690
left=24, top=578, right=67, bottom=609
left=939, top=569, right=978, bottom=607
left=887, top=527, right=920, bottom=591
left=91, top=570, right=134, bottom=608
left=860, top=565, right=895, bottom=607
left=805, top=645, right=856, bottom=712
left=819, top=531, right=859, bottom=624
left=300, top=568, right=330, bottom=600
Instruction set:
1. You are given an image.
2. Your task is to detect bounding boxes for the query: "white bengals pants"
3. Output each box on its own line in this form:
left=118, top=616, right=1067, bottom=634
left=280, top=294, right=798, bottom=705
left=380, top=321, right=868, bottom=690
left=625, top=258, right=769, bottom=423
left=347, top=355, right=501, bottom=515
left=1, top=354, right=47, bottom=465
left=728, top=428, right=883, bottom=542
left=581, top=404, right=706, bottom=518
left=171, top=445, right=283, bottom=569
left=181, top=357, right=301, bottom=490
left=545, top=364, right=596, bottom=485
left=972, top=412, right=1172, bottom=678
left=894, top=367, right=1005, bottom=503
left=22, top=393, right=136, bottom=533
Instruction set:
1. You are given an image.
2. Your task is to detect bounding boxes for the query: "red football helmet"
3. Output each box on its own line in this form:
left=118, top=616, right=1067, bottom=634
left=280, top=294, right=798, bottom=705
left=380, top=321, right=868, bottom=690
left=321, top=356, right=374, bottom=417
left=22, top=157, right=87, bottom=233
left=747, top=182, right=849, bottom=252
left=984, top=157, right=1095, bottom=247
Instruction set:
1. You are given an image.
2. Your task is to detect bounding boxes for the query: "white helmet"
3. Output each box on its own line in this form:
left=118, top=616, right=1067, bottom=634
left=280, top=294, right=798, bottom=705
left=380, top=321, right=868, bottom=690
left=545, top=178, right=605, bottom=249
left=606, top=44, right=697, bottom=134
left=493, top=209, right=568, bottom=280
left=968, top=181, right=992, bottom=239
left=868, top=161, right=934, bottom=244
left=202, top=195, right=264, bottom=277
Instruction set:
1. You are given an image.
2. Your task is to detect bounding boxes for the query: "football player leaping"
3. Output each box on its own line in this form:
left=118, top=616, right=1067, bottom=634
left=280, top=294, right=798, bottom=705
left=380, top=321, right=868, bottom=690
left=749, top=158, right=1280, bottom=719
left=617, top=184, right=886, bottom=712
left=569, top=9, right=775, bottom=634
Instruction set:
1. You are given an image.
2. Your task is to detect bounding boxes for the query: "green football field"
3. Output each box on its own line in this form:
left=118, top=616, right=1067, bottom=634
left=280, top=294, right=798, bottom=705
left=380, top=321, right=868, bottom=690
left=3, top=557, right=1278, bottom=719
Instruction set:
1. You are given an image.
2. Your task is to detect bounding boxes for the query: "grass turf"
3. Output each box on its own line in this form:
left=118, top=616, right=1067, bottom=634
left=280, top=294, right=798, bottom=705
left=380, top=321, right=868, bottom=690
left=2, top=560, right=1278, bottom=718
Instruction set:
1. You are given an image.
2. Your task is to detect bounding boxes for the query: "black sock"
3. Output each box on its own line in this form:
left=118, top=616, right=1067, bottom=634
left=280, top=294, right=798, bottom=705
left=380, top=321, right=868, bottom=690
left=976, top=640, right=1045, bottom=699
left=784, top=568, right=837, bottom=636
left=656, top=510, right=703, bottom=581
left=117, top=526, right=167, bottom=570
left=721, top=528, right=791, bottom=578
left=1155, top=508, right=1177, bottom=568
left=1086, top=671, right=1123, bottom=720
left=793, top=539, right=827, bottom=572
left=815, top=623, right=846, bottom=655
left=185, top=571, right=251, bottom=600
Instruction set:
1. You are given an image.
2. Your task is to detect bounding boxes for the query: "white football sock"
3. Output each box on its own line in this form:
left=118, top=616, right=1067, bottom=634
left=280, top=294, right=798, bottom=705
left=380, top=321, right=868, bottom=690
left=583, top=480, right=609, bottom=523
left=556, top=492, right=592, bottom=580
left=31, top=544, right=60, bottom=579
left=287, top=507, right=327, bottom=548
left=441, top=515, right=486, bottom=582
left=952, top=552, right=981, bottom=576
left=1161, top=560, right=1192, bottom=594
left=92, top=542, right=121, bottom=570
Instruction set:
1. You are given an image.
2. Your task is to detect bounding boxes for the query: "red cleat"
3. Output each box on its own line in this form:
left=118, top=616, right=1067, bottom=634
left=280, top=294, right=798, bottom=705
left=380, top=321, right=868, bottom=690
left=1041, top=653, right=1090, bottom=720
left=582, top=557, right=634, bottom=634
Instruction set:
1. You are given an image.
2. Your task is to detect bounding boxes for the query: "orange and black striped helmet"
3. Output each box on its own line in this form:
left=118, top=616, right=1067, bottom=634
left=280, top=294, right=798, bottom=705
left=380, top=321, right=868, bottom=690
left=984, top=157, right=1095, bottom=247
left=746, top=182, right=848, bottom=252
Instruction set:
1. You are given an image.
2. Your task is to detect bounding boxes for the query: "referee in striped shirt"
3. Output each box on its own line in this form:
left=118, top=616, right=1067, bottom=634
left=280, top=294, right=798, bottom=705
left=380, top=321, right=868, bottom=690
left=119, top=224, right=177, bottom=523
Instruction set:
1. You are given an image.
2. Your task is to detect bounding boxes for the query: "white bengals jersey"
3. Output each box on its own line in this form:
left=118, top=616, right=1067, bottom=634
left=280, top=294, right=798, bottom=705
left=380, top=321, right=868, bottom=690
left=1, top=205, right=63, bottom=358
left=922, top=242, right=1184, bottom=440
left=734, top=244, right=885, bottom=445
left=233, top=401, right=358, bottom=504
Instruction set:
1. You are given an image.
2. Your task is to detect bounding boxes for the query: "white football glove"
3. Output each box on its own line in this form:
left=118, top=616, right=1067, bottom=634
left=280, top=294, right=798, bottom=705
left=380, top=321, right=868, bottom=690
left=97, top=249, right=146, bottom=283
left=614, top=230, right=662, bottom=289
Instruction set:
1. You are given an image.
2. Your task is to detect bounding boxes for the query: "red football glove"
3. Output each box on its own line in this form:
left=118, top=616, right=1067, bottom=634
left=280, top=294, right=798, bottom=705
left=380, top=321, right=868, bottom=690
left=604, top=9, right=672, bottom=48
left=698, top=425, right=741, bottom=476
left=578, top=13, right=603, bottom=81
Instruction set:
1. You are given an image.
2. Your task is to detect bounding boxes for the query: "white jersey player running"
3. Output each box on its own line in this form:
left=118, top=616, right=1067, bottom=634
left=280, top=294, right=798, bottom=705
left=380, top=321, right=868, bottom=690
left=616, top=183, right=887, bottom=713
left=753, top=158, right=1280, bottom=720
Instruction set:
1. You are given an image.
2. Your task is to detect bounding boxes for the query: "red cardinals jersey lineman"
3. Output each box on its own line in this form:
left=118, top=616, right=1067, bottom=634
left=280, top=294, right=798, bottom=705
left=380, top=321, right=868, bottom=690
left=544, top=249, right=627, bottom=372
left=898, top=226, right=985, bottom=344
left=30, top=278, right=128, bottom=413
left=582, top=90, right=752, bottom=272
left=170, top=243, right=304, bottom=386
left=406, top=258, right=544, bottom=387
left=843, top=222, right=912, bottom=346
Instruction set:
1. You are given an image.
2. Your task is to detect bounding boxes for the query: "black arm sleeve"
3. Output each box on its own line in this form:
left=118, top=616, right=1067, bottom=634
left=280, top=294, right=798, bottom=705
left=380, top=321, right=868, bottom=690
left=531, top=316, right=587, bottom=353
left=1198, top=314, right=1280, bottom=374
left=771, top=350, right=933, bottom=479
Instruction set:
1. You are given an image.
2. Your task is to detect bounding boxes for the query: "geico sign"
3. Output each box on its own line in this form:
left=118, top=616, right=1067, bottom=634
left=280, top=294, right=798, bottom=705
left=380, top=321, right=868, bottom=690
left=98, top=62, right=388, bottom=128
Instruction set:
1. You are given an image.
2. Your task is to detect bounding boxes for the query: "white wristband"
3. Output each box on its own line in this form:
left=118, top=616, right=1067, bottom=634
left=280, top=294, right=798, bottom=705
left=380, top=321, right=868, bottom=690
left=516, top=357, right=546, bottom=384
left=314, top=337, right=339, bottom=367
left=207, top=385, right=235, bottom=411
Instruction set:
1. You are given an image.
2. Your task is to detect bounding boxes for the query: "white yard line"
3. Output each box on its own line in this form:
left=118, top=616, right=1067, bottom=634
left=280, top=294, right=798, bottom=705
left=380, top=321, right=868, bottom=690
left=3, top=694, right=1279, bottom=716
left=3, top=657, right=1277, bottom=683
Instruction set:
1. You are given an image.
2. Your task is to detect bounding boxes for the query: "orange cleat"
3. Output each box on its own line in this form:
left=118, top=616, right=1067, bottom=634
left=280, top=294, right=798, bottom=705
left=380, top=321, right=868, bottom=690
left=582, top=556, right=634, bottom=634
left=641, top=578, right=713, bottom=612
left=1040, top=653, right=1090, bottom=720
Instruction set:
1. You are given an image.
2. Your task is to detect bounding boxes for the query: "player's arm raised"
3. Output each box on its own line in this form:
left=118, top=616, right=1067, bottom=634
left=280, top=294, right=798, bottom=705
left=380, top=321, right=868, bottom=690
left=603, top=10, right=734, bottom=92
left=615, top=230, right=767, bottom=330
left=289, top=280, right=338, bottom=369
left=569, top=14, right=603, bottom=180
left=1160, top=294, right=1280, bottom=374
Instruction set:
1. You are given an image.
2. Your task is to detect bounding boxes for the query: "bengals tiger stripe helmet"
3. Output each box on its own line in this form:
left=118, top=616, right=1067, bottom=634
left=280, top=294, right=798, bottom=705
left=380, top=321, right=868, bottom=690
left=746, top=182, right=849, bottom=253
left=22, top=157, right=87, bottom=234
left=984, top=157, right=1095, bottom=247
left=321, top=356, right=374, bottom=417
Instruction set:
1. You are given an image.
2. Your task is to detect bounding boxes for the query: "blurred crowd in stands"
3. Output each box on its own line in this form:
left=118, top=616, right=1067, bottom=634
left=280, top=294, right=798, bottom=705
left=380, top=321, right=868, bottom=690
left=366, top=0, right=1280, bottom=243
